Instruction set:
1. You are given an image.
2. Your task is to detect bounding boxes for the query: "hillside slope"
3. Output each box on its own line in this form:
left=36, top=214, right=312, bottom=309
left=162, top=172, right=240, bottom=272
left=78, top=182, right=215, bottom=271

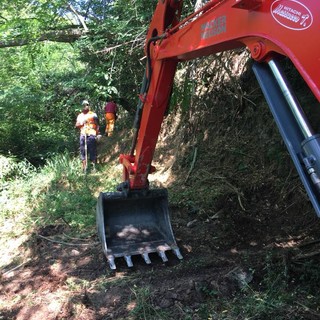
left=1, top=52, right=320, bottom=320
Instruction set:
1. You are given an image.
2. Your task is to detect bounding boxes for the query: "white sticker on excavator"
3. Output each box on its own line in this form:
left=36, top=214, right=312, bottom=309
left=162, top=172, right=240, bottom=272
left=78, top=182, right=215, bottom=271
left=271, top=0, right=313, bottom=30
left=201, top=15, right=226, bottom=40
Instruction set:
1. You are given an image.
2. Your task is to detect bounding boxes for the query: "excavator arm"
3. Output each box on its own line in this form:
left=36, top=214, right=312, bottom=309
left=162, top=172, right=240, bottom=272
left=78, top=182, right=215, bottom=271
left=97, top=0, right=320, bottom=269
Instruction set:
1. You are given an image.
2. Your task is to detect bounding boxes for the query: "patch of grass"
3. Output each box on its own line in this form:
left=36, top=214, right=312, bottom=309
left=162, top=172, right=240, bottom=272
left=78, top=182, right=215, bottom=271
left=0, top=151, right=121, bottom=269
left=0, top=155, right=37, bottom=182
left=199, top=250, right=320, bottom=320
left=65, top=278, right=90, bottom=291
left=129, top=286, right=170, bottom=320
left=26, top=152, right=120, bottom=231
left=93, top=273, right=138, bottom=291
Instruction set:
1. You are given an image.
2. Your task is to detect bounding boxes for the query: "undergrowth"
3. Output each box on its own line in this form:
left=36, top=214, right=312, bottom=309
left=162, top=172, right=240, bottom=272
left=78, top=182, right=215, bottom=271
left=0, top=152, right=120, bottom=255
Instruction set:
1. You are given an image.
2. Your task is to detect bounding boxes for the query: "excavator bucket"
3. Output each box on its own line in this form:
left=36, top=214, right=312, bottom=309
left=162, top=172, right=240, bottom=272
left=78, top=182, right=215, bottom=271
left=96, top=188, right=183, bottom=269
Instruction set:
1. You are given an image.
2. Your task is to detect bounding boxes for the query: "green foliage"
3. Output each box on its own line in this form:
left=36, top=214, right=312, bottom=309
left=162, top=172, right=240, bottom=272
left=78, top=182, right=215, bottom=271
left=0, top=0, right=72, bottom=46
left=0, top=0, right=160, bottom=164
left=75, top=0, right=157, bottom=112
left=0, top=152, right=118, bottom=233
left=182, top=250, right=320, bottom=320
left=32, top=153, right=118, bottom=229
left=215, top=252, right=319, bottom=320
left=0, top=42, right=86, bottom=164
left=0, top=155, right=36, bottom=182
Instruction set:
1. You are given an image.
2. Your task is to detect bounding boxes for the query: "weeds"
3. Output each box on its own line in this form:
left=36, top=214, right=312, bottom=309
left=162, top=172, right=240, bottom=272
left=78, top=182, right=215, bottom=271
left=27, top=152, right=120, bottom=230
left=0, top=155, right=37, bottom=182
left=129, top=286, right=169, bottom=320
left=65, top=278, right=90, bottom=291
left=208, top=250, right=320, bottom=320
left=0, top=151, right=119, bottom=270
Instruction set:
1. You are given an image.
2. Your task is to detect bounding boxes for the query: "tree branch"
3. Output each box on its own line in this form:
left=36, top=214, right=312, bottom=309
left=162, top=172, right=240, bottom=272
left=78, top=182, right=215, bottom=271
left=0, top=28, right=86, bottom=48
left=67, top=4, right=89, bottom=31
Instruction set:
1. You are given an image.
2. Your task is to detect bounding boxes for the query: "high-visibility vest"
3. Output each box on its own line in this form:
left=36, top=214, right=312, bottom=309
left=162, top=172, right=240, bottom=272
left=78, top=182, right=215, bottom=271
left=78, top=111, right=98, bottom=136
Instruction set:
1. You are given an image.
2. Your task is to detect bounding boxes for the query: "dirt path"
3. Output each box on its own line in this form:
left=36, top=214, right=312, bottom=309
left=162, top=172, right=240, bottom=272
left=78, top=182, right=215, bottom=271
left=1, top=203, right=320, bottom=319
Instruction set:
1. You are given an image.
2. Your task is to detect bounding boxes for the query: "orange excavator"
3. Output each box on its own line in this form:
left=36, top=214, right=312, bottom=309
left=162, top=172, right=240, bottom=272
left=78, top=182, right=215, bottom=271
left=97, top=0, right=320, bottom=269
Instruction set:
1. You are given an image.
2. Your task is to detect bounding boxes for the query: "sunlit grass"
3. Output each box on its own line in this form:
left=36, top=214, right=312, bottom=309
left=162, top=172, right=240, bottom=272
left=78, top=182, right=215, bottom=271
left=129, top=285, right=170, bottom=320
left=0, top=152, right=121, bottom=269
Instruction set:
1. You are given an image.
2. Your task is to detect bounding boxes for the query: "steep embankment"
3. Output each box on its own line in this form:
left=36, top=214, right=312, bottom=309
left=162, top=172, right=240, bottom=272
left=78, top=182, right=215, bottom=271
left=1, top=50, right=320, bottom=320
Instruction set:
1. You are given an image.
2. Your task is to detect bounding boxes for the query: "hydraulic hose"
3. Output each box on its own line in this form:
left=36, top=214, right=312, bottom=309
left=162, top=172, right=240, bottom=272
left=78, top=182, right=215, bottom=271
left=129, top=0, right=224, bottom=157
left=130, top=34, right=167, bottom=156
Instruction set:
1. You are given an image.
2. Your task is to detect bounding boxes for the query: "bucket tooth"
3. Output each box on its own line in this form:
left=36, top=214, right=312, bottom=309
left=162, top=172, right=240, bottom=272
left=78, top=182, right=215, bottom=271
left=142, top=252, right=151, bottom=264
left=158, top=250, right=168, bottom=263
left=172, top=247, right=183, bottom=260
left=107, top=256, right=116, bottom=270
left=124, top=255, right=133, bottom=267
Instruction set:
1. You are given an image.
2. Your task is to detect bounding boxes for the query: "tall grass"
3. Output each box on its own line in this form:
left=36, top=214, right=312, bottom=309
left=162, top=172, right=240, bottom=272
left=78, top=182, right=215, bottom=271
left=0, top=152, right=120, bottom=237
left=1, top=155, right=38, bottom=225
left=0, top=155, right=37, bottom=182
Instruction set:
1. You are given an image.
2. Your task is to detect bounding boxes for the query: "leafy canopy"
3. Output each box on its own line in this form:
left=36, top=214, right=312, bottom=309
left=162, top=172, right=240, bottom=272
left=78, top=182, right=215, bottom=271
left=0, top=0, right=158, bottom=164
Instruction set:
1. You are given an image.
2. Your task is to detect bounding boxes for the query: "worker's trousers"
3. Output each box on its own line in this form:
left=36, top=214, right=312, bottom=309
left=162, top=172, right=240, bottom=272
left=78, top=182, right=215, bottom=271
left=80, top=135, right=97, bottom=162
left=105, top=113, right=116, bottom=136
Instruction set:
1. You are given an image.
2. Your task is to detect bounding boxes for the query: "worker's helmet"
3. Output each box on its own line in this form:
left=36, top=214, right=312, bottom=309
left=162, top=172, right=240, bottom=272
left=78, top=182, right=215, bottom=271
left=82, top=100, right=89, bottom=106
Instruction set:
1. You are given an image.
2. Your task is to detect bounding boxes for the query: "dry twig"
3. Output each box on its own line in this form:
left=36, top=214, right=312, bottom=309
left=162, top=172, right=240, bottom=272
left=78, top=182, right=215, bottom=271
left=37, top=234, right=99, bottom=246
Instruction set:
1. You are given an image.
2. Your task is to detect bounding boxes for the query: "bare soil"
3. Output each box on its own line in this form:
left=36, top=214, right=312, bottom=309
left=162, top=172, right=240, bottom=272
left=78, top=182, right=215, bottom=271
left=1, top=196, right=320, bottom=320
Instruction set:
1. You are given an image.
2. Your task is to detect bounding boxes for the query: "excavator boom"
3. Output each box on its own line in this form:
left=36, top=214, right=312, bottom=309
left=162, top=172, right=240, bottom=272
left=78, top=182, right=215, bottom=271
left=97, top=0, right=320, bottom=269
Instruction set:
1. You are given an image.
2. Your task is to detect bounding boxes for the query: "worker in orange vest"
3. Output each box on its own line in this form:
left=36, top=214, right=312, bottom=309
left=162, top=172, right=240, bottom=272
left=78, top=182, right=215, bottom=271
left=75, top=100, right=100, bottom=173
left=104, top=98, right=117, bottom=137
